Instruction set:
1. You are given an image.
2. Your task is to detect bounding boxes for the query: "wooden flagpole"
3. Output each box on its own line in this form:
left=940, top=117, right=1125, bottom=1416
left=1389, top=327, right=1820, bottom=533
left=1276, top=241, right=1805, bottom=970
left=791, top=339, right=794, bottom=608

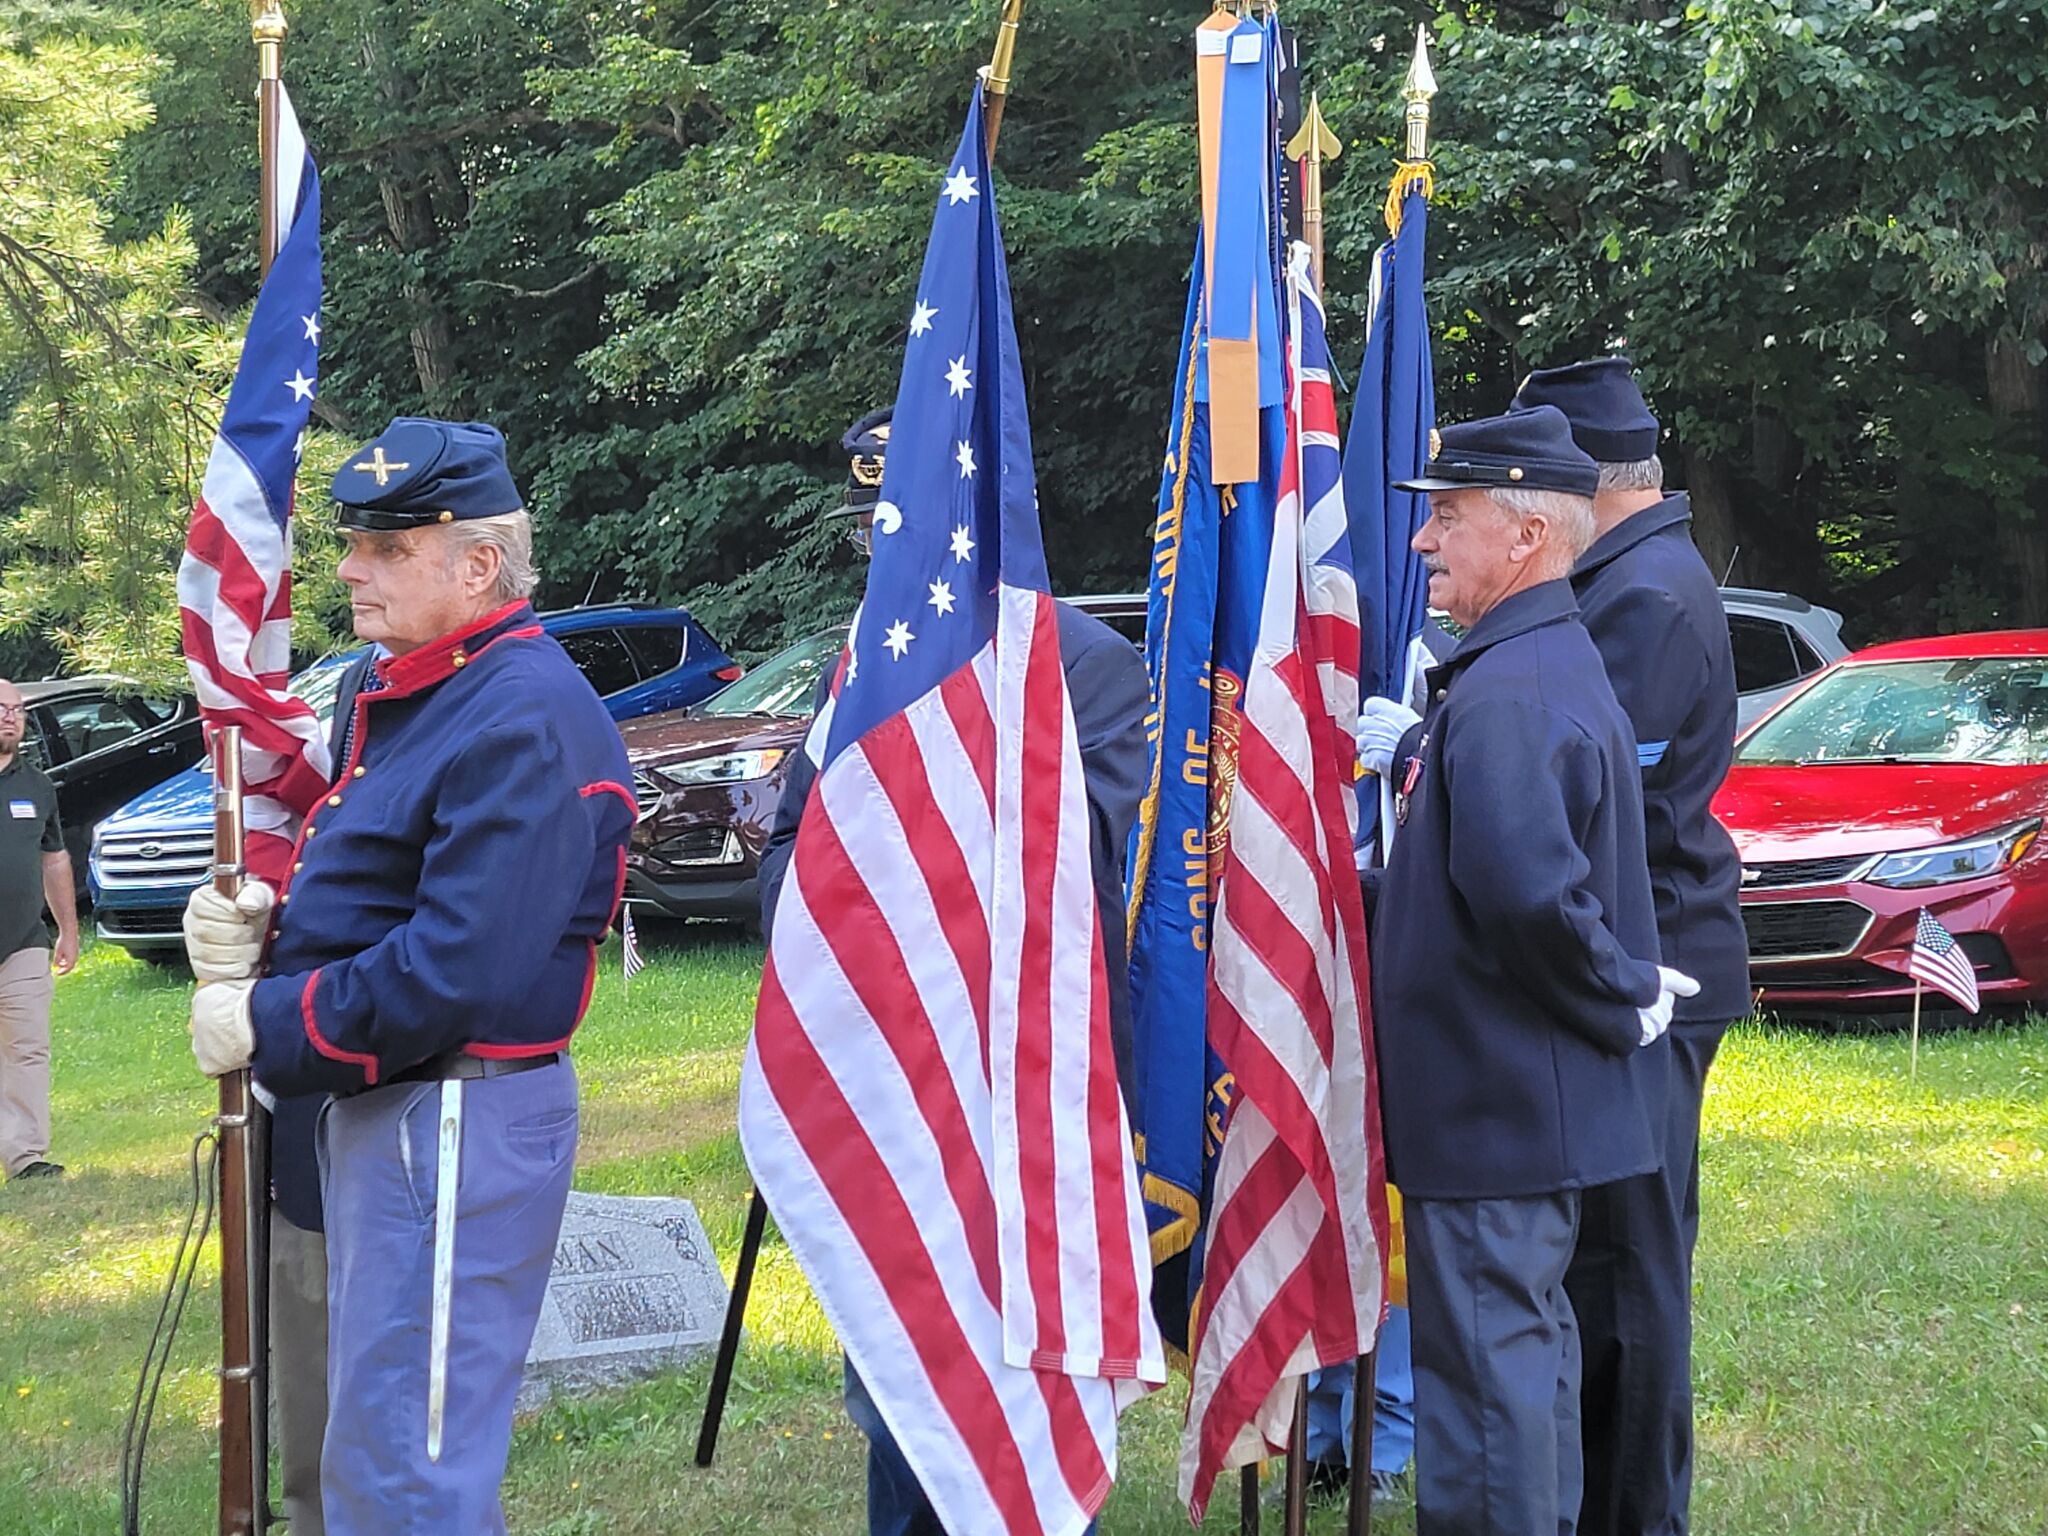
left=213, top=10, right=290, bottom=1531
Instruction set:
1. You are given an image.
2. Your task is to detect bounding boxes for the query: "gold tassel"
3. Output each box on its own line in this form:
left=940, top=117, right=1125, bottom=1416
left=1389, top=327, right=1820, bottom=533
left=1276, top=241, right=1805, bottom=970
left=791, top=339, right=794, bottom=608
left=1383, top=160, right=1436, bottom=236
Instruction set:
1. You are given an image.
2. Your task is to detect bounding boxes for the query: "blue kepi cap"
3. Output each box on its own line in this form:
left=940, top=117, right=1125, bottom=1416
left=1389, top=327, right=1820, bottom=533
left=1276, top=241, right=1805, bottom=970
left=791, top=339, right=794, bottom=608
left=1509, top=356, right=1660, bottom=464
left=331, top=417, right=524, bottom=531
left=1394, top=404, right=1599, bottom=499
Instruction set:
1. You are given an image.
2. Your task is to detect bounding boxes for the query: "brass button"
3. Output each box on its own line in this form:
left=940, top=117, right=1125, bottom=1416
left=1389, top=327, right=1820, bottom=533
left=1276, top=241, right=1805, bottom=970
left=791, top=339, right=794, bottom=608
left=1508, top=466, right=1525, bottom=481
left=1435, top=688, right=1447, bottom=701
left=304, top=826, right=316, bottom=838
left=327, top=795, right=342, bottom=808
left=352, top=765, right=366, bottom=778
left=293, top=862, right=303, bottom=874
left=452, top=652, right=468, bottom=669
left=438, top=510, right=454, bottom=524
left=278, top=894, right=288, bottom=906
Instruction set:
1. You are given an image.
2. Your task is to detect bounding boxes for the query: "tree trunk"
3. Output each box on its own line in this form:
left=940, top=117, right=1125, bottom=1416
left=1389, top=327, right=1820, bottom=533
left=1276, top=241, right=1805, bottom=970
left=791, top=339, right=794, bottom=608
left=1987, top=333, right=2048, bottom=625
left=1681, top=447, right=1741, bottom=585
left=361, top=23, right=461, bottom=408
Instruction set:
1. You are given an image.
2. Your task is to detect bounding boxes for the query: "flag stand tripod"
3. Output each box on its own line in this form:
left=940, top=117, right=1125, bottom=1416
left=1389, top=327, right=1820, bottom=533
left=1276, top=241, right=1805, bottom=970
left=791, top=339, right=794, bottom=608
left=694, top=1189, right=769, bottom=1467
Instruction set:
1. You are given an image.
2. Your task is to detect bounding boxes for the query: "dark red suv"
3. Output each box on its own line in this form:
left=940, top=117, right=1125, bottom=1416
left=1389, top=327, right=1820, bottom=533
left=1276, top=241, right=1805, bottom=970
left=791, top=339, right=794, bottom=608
left=622, top=596, right=1145, bottom=925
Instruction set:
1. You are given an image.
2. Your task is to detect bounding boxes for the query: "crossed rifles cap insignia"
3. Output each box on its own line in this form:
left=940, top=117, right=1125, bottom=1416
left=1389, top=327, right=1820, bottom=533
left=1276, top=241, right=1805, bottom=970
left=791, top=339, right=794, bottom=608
left=351, top=446, right=410, bottom=487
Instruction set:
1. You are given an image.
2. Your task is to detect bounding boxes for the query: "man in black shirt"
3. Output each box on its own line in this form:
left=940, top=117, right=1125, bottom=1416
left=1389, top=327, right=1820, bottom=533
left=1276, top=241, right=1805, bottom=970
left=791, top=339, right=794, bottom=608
left=0, top=678, right=78, bottom=1181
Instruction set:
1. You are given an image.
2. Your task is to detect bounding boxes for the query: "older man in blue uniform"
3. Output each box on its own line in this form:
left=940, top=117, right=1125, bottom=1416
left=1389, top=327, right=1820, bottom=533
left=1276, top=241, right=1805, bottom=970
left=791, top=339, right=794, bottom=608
left=181, top=418, right=634, bottom=1534
left=1511, top=359, right=1749, bottom=1536
left=757, top=409, right=1148, bottom=1536
left=1357, top=406, right=1697, bottom=1536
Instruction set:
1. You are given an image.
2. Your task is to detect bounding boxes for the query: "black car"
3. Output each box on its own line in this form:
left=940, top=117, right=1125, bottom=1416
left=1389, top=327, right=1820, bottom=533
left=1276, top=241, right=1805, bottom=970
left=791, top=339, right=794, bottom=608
left=15, top=677, right=206, bottom=897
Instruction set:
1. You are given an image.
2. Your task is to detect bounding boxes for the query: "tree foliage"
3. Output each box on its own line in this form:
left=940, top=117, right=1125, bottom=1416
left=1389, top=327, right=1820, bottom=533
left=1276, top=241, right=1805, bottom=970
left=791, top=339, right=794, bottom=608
left=3, top=0, right=2046, bottom=681
left=0, top=5, right=229, bottom=687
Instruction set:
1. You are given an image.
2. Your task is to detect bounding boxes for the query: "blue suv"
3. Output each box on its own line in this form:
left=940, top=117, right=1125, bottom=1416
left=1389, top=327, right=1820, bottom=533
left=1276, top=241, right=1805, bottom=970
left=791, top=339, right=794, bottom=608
left=89, top=604, right=736, bottom=961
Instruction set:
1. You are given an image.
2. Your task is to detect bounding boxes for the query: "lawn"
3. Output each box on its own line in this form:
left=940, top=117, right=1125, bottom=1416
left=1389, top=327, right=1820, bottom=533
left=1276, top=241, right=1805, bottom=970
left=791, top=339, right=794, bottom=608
left=3, top=929, right=2045, bottom=1533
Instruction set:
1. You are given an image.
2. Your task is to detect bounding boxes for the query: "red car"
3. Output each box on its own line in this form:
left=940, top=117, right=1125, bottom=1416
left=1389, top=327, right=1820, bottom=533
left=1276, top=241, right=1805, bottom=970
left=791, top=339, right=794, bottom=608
left=1712, top=630, right=2048, bottom=1012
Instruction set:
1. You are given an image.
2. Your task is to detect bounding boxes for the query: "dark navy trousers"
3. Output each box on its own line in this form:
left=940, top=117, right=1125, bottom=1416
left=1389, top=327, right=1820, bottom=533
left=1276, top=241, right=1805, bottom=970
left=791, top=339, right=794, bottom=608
left=318, top=1058, right=578, bottom=1535
left=1406, top=1192, right=1584, bottom=1536
left=1567, top=1020, right=1726, bottom=1536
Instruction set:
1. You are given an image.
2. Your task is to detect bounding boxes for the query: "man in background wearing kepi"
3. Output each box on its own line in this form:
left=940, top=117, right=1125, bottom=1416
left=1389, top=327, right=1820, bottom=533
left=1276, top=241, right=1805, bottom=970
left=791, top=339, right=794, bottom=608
left=1358, top=405, right=1696, bottom=1536
left=1511, top=358, right=1749, bottom=1536
left=180, top=418, right=634, bottom=1533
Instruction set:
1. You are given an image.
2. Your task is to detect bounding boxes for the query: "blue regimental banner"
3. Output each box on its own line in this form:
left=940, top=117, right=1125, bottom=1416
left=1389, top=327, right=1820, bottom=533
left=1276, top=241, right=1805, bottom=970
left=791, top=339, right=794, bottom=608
left=1127, top=239, right=1221, bottom=1346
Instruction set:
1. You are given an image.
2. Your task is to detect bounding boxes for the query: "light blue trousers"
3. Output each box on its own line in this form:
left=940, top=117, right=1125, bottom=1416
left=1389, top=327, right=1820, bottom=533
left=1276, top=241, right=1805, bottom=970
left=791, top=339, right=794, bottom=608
left=318, top=1059, right=577, bottom=1535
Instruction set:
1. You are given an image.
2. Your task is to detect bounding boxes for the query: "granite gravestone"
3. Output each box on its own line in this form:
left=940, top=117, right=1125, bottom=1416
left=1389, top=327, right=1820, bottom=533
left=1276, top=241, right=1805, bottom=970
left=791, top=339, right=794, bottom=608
left=518, top=1190, right=731, bottom=1412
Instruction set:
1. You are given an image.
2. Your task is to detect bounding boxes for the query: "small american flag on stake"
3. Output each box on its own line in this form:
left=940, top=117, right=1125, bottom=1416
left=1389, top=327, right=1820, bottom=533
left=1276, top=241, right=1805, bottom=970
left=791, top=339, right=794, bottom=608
left=1907, top=907, right=1979, bottom=1014
left=621, top=906, right=645, bottom=984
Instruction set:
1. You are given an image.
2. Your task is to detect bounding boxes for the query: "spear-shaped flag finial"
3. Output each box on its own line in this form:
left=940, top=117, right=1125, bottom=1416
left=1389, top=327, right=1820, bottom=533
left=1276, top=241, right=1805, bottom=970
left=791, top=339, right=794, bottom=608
left=1402, top=24, right=1437, bottom=164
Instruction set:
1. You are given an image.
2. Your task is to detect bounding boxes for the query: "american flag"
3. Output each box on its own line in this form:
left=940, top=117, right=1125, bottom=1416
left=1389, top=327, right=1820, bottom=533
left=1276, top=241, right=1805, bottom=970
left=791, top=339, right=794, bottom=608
left=736, top=87, right=1162, bottom=1536
left=1907, top=907, right=1980, bottom=1013
left=1179, top=245, right=1389, bottom=1515
left=621, top=906, right=645, bottom=982
left=176, top=86, right=330, bottom=885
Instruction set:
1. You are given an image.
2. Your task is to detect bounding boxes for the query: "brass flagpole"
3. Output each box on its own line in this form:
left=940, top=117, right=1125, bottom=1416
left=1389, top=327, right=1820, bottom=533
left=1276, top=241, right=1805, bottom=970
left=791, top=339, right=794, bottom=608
left=1285, top=93, right=1341, bottom=294
left=980, top=0, right=1026, bottom=157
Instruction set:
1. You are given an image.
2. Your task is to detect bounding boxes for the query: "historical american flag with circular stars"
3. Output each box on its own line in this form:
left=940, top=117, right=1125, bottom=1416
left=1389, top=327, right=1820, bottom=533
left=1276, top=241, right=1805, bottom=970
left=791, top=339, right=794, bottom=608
left=175, top=85, right=331, bottom=885
left=738, top=84, right=1162, bottom=1536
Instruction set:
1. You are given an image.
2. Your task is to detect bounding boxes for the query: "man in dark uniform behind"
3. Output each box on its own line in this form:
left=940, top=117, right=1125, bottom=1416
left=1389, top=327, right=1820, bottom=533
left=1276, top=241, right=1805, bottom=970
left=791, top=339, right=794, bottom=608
left=1360, top=405, right=1697, bottom=1536
left=181, top=417, right=634, bottom=1534
left=757, top=409, right=1149, bottom=1536
left=1511, top=358, right=1750, bottom=1536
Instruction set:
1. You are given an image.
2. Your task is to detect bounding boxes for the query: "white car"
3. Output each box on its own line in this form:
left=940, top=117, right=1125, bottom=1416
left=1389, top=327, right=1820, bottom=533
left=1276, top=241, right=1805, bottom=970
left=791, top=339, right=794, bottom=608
left=1719, top=587, right=1848, bottom=730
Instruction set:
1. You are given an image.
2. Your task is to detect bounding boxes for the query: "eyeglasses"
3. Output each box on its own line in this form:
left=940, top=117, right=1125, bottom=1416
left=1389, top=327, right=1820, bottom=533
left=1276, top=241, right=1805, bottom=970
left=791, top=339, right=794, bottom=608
left=0, top=704, right=25, bottom=720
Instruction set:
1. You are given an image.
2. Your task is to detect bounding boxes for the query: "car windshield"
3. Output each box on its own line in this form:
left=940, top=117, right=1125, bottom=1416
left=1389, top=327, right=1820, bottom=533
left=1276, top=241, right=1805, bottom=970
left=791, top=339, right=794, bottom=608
left=1737, top=657, right=2048, bottom=767
left=697, top=628, right=848, bottom=718
left=288, top=658, right=353, bottom=724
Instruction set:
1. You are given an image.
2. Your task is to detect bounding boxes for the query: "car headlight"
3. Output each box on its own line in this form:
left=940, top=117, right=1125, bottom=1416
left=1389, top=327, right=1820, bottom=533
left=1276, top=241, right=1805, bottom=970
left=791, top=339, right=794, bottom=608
left=1863, top=820, right=2042, bottom=889
left=653, top=748, right=788, bottom=788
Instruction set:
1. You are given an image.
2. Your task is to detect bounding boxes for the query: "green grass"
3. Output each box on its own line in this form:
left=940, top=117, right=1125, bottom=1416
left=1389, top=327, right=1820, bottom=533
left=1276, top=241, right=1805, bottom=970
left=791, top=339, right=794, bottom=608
left=3, top=931, right=2046, bottom=1532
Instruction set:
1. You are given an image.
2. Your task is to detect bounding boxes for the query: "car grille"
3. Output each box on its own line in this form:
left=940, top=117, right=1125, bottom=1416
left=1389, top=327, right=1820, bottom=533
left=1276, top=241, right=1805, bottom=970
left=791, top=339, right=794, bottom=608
left=96, top=903, right=190, bottom=939
left=1741, top=854, right=1869, bottom=889
left=1744, top=900, right=1873, bottom=962
left=631, top=769, right=664, bottom=824
left=652, top=827, right=741, bottom=866
left=95, top=829, right=214, bottom=890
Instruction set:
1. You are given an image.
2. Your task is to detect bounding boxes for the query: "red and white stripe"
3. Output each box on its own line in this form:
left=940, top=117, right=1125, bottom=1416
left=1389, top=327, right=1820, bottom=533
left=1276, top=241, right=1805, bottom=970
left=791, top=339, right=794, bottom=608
left=175, top=89, right=328, bottom=884
left=1179, top=245, right=1390, bottom=1517
left=740, top=586, right=1163, bottom=1536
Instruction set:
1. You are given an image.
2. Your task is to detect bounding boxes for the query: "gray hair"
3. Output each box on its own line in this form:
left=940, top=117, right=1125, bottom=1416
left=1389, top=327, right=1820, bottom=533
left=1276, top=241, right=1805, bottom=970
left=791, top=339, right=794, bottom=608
left=1596, top=454, right=1664, bottom=494
left=1490, top=486, right=1597, bottom=560
left=441, top=511, right=537, bottom=601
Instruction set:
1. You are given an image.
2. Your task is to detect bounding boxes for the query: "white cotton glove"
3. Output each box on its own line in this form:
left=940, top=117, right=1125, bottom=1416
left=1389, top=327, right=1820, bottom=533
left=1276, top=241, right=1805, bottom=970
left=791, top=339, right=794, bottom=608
left=182, top=880, right=277, bottom=983
left=1355, top=696, right=1423, bottom=778
left=1638, top=966, right=1701, bottom=1047
left=190, top=980, right=257, bottom=1078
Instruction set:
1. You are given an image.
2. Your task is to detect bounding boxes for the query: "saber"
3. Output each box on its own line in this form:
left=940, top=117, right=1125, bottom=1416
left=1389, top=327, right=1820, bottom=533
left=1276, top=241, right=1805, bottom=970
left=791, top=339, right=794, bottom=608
left=426, top=1078, right=463, bottom=1462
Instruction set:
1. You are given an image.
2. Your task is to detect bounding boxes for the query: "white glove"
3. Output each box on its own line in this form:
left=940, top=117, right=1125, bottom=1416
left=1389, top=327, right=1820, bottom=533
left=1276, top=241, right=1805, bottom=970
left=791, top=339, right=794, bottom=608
left=190, top=980, right=256, bottom=1077
left=1638, top=966, right=1701, bottom=1047
left=1355, top=697, right=1423, bottom=778
left=182, top=881, right=276, bottom=983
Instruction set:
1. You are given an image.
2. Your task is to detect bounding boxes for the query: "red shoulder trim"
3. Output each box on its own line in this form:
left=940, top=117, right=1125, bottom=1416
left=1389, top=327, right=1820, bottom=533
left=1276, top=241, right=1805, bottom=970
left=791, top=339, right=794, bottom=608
left=299, top=968, right=379, bottom=1086
left=581, top=779, right=637, bottom=824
